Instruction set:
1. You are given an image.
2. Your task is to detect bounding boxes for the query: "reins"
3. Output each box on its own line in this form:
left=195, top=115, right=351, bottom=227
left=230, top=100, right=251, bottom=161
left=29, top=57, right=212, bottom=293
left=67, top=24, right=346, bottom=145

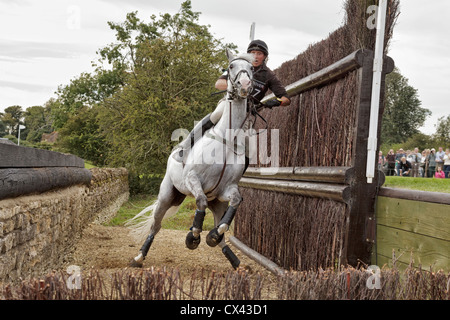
left=206, top=100, right=233, bottom=196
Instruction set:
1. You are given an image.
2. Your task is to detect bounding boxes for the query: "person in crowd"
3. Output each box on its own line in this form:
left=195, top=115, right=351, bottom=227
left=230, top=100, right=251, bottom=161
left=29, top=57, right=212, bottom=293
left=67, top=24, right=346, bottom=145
left=406, top=148, right=421, bottom=177
left=414, top=148, right=421, bottom=177
left=443, top=148, right=450, bottom=178
left=378, top=151, right=386, bottom=171
left=395, top=148, right=406, bottom=176
left=427, top=148, right=436, bottom=178
left=435, top=147, right=445, bottom=171
left=419, top=150, right=427, bottom=177
left=398, top=156, right=412, bottom=177
left=423, top=149, right=431, bottom=177
left=434, top=166, right=445, bottom=179
left=386, top=149, right=396, bottom=176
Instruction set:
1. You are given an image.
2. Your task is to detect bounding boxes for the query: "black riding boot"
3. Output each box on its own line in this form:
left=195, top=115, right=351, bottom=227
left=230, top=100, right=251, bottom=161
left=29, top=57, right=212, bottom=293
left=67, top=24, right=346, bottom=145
left=175, top=113, right=214, bottom=161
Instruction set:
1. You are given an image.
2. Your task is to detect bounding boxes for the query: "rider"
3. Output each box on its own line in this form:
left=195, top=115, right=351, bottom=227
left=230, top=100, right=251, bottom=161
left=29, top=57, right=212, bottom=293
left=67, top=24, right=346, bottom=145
left=174, top=39, right=290, bottom=162
left=215, top=39, right=290, bottom=107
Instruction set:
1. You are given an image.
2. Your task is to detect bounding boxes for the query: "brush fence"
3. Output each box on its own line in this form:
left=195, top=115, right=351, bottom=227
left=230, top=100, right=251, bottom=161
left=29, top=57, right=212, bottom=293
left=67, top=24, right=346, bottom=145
left=232, top=49, right=395, bottom=272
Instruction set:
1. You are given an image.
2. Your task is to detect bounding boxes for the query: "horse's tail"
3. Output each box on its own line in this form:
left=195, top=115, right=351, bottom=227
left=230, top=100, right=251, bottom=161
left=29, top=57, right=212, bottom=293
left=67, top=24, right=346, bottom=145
left=125, top=200, right=180, bottom=243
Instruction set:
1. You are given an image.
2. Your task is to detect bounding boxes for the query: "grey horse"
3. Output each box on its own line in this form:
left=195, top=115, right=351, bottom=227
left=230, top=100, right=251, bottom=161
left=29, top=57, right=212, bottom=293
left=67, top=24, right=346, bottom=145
left=128, top=50, right=255, bottom=269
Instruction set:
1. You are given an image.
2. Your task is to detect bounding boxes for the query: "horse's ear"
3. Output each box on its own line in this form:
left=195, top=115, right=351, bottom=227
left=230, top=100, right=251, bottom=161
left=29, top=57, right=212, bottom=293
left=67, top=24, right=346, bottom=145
left=226, top=48, right=235, bottom=62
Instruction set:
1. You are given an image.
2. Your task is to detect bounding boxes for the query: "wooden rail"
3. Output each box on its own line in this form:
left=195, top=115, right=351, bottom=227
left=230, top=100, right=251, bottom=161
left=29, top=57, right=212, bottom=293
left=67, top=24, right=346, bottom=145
left=228, top=236, right=287, bottom=277
left=243, top=166, right=355, bottom=184
left=262, top=49, right=366, bottom=104
left=240, top=167, right=354, bottom=203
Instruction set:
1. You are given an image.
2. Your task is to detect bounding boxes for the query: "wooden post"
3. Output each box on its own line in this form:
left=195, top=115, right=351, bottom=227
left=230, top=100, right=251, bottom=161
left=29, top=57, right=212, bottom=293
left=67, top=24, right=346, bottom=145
left=345, top=50, right=394, bottom=267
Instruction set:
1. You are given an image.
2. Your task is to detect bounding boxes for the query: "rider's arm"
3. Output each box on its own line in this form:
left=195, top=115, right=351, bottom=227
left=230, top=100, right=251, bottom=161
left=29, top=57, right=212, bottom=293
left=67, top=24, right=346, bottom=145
left=267, top=70, right=290, bottom=107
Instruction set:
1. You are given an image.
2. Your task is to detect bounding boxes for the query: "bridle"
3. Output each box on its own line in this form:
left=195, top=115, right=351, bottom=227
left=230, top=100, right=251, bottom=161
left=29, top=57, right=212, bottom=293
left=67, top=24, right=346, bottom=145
left=226, top=58, right=254, bottom=100
left=225, top=58, right=268, bottom=132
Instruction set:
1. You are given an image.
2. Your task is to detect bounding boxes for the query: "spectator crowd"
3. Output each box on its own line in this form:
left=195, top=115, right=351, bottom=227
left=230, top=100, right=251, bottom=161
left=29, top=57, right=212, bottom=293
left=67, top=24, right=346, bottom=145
left=379, top=147, right=450, bottom=178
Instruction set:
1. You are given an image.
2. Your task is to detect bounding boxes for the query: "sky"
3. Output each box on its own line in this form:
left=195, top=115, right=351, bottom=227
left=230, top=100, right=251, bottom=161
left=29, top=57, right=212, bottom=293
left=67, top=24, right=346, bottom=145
left=0, top=0, right=449, bottom=135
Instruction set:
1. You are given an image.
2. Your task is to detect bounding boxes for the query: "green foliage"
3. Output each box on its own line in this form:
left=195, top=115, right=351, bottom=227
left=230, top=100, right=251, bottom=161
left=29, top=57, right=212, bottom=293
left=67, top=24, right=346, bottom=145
left=0, top=119, right=6, bottom=137
left=433, top=115, right=450, bottom=146
left=23, top=105, right=53, bottom=143
left=98, top=1, right=233, bottom=175
left=56, top=105, right=108, bottom=166
left=1, top=106, right=23, bottom=137
left=381, top=132, right=432, bottom=154
left=380, top=130, right=449, bottom=156
left=381, top=69, right=431, bottom=145
left=52, top=71, right=124, bottom=130
left=38, top=1, right=235, bottom=185
left=383, top=176, right=450, bottom=193
left=128, top=174, right=164, bottom=196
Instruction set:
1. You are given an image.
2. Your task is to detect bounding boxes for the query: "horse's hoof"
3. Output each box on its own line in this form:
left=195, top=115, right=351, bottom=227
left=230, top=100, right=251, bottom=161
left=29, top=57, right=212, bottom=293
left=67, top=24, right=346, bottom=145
left=185, top=231, right=201, bottom=250
left=129, top=258, right=143, bottom=268
left=206, top=228, right=223, bottom=247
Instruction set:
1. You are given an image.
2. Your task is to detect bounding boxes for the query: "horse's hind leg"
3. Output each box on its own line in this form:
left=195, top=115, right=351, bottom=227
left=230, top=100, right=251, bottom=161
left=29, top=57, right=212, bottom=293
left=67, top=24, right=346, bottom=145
left=130, top=176, right=185, bottom=267
left=208, top=199, right=240, bottom=269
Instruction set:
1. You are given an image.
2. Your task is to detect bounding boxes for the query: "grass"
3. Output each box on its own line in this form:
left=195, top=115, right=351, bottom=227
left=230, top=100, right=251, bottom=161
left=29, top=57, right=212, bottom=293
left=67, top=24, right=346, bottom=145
left=107, top=194, right=216, bottom=231
left=84, top=161, right=97, bottom=169
left=383, top=176, right=450, bottom=193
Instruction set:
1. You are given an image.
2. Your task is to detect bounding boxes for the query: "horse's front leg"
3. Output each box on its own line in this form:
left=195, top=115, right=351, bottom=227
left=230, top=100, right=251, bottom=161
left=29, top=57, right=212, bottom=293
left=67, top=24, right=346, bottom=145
left=206, top=184, right=242, bottom=247
left=184, top=171, right=208, bottom=250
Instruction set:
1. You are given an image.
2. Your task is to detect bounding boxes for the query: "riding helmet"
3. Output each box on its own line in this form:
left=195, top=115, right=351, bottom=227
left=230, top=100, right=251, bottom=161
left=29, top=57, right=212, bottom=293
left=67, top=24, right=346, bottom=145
left=247, top=39, right=269, bottom=56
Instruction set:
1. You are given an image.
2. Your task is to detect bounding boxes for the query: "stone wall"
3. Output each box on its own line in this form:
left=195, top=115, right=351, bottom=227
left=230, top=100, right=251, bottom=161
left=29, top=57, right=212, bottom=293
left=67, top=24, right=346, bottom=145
left=0, top=168, right=129, bottom=284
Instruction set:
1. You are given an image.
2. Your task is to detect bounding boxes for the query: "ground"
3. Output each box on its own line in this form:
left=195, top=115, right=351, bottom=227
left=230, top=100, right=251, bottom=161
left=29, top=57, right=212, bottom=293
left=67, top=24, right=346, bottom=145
left=65, top=223, right=274, bottom=279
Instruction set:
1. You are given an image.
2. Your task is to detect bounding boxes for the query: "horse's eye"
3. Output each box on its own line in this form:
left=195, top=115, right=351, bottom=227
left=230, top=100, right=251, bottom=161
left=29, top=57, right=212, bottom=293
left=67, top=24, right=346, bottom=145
left=229, top=64, right=234, bottom=70
left=250, top=66, right=254, bottom=71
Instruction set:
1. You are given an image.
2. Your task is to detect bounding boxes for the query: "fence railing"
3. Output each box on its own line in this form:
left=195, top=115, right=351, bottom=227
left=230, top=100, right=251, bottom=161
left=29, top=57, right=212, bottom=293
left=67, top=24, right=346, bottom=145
left=375, top=187, right=450, bottom=271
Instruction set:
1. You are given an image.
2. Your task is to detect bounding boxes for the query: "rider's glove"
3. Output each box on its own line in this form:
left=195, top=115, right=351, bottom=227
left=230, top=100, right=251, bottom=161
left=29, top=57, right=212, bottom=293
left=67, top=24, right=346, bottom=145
left=264, top=98, right=282, bottom=108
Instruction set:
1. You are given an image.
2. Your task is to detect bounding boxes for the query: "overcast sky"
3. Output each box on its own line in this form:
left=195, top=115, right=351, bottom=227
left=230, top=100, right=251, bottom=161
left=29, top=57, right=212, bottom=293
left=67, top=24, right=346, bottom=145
left=0, top=0, right=448, bottom=135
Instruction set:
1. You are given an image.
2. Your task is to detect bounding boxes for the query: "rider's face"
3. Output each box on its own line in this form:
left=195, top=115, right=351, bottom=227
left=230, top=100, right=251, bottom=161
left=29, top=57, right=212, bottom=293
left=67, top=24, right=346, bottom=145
left=250, top=50, right=266, bottom=67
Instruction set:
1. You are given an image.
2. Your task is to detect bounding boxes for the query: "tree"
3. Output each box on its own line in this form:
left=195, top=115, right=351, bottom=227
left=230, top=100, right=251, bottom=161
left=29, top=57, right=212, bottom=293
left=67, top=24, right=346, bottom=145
left=381, top=68, right=431, bottom=144
left=434, top=115, right=450, bottom=146
left=1, top=106, right=23, bottom=137
left=99, top=1, right=234, bottom=174
left=24, top=105, right=54, bottom=143
left=52, top=71, right=124, bottom=129
left=57, top=105, right=108, bottom=166
left=0, top=116, right=7, bottom=137
left=51, top=58, right=124, bottom=160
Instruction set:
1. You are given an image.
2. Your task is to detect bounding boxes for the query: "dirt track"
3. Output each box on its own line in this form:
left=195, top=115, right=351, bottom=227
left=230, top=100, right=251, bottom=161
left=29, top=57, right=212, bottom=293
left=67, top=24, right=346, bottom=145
left=65, top=223, right=274, bottom=279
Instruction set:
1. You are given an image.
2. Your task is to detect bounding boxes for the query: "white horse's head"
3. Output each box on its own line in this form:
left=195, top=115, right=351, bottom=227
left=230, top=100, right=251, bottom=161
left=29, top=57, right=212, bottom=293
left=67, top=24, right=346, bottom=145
left=226, top=49, right=254, bottom=99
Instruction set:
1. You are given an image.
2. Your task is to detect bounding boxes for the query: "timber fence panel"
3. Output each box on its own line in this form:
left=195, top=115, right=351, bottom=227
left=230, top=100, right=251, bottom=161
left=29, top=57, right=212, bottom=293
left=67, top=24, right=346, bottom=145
left=375, top=189, right=450, bottom=272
